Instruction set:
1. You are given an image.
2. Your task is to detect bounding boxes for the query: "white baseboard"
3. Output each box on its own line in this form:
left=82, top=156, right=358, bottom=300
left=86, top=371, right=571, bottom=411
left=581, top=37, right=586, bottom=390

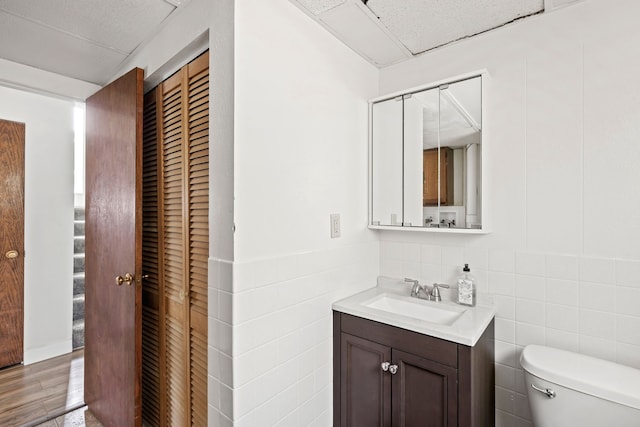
left=24, top=339, right=73, bottom=365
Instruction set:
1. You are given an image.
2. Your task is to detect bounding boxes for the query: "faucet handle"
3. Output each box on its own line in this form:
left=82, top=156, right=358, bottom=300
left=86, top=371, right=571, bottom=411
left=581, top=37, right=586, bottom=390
left=404, top=278, right=421, bottom=296
left=430, top=283, right=450, bottom=302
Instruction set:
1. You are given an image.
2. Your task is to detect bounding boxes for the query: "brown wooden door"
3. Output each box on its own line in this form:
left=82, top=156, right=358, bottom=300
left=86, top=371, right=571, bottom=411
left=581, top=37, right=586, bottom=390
left=392, top=349, right=458, bottom=427
left=0, top=119, right=25, bottom=369
left=141, top=51, right=209, bottom=426
left=340, top=333, right=392, bottom=427
left=84, top=68, right=143, bottom=427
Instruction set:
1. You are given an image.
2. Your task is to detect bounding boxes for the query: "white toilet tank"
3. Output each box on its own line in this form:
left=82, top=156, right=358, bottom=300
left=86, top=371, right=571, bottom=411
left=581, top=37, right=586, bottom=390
left=520, top=345, right=640, bottom=427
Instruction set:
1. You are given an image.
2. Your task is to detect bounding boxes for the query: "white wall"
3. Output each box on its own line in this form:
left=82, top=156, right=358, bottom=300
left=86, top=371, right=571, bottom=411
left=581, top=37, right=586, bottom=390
left=227, top=1, right=379, bottom=425
left=377, top=0, right=640, bottom=425
left=233, top=2, right=378, bottom=260
left=0, top=85, right=75, bottom=364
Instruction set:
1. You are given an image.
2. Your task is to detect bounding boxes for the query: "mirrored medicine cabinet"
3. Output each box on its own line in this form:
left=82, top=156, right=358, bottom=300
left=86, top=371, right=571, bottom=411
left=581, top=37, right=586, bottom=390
left=369, top=72, right=488, bottom=233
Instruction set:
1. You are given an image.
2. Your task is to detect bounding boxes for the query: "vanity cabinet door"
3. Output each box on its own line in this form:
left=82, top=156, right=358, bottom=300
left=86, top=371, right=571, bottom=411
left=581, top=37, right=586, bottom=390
left=392, top=349, right=458, bottom=427
left=340, top=333, right=392, bottom=427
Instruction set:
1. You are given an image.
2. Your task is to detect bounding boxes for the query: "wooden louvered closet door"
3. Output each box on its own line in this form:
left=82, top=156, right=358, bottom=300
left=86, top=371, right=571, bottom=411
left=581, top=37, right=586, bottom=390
left=141, top=51, right=209, bottom=427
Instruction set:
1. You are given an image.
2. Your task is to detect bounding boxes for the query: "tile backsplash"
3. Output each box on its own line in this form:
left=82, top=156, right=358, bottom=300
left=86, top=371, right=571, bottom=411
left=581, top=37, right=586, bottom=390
left=380, top=241, right=640, bottom=426
left=208, top=241, right=379, bottom=426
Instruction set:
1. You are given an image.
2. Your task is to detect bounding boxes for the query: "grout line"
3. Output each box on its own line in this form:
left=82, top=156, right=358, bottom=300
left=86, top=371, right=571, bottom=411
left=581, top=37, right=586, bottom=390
left=580, top=42, right=585, bottom=258
left=524, top=56, right=528, bottom=251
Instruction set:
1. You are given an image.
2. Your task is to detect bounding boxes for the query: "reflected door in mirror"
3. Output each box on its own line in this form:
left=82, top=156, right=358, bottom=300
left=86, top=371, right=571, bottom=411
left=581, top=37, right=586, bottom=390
left=423, top=148, right=453, bottom=206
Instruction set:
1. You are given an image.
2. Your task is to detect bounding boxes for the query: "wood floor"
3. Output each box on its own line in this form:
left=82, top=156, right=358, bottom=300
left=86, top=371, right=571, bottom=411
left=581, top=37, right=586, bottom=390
left=33, top=407, right=102, bottom=427
left=0, top=349, right=98, bottom=427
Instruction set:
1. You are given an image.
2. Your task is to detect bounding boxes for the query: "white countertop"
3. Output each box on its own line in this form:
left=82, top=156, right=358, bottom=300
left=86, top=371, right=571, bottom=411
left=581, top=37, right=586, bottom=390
left=332, top=277, right=496, bottom=346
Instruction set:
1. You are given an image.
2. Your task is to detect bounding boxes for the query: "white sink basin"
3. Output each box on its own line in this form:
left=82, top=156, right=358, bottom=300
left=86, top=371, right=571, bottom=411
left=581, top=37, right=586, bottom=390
left=364, top=294, right=466, bottom=326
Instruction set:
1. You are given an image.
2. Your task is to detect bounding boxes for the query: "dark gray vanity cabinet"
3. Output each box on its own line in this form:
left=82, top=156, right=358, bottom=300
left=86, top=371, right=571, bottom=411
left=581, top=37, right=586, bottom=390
left=333, top=312, right=494, bottom=427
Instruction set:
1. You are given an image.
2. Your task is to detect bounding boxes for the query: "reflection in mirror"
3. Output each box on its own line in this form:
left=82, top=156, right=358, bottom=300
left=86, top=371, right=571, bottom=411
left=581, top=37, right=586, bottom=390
left=370, top=75, right=483, bottom=230
left=371, top=97, right=403, bottom=225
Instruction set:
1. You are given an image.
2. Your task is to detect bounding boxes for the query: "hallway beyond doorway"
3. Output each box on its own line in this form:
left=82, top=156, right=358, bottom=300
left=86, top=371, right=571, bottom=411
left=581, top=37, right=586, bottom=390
left=0, top=350, right=84, bottom=426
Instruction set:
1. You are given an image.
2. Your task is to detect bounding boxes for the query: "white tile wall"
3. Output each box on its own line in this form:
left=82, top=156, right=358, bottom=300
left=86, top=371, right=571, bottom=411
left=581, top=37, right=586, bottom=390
left=209, top=257, right=235, bottom=425
left=380, top=242, right=640, bottom=425
left=212, top=241, right=378, bottom=426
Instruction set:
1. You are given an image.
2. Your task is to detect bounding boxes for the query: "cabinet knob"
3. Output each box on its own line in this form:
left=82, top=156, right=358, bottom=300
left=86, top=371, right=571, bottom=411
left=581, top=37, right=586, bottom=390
left=381, top=362, right=398, bottom=374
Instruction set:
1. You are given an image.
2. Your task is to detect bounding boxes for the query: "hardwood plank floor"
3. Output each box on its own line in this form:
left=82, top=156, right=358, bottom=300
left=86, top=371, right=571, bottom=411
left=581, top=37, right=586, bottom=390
left=36, top=406, right=102, bottom=427
left=0, top=350, right=91, bottom=427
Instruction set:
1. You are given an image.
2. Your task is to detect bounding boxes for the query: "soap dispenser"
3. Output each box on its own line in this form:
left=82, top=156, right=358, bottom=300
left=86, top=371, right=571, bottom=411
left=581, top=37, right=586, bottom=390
left=457, top=264, right=476, bottom=306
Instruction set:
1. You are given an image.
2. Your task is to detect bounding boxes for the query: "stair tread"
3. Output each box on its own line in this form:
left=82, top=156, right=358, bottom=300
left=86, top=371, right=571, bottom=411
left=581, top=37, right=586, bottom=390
left=72, top=321, right=84, bottom=330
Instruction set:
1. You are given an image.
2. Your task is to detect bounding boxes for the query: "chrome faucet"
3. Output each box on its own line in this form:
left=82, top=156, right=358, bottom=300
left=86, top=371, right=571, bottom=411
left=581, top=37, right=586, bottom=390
left=405, top=278, right=429, bottom=300
left=430, top=283, right=450, bottom=302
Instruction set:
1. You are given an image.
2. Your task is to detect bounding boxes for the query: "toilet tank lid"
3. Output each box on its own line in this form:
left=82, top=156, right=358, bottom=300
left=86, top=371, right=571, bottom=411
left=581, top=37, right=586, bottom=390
left=520, top=345, right=640, bottom=410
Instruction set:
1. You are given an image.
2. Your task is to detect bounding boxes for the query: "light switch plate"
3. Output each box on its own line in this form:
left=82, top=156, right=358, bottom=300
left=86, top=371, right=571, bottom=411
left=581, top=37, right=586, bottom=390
left=330, top=213, right=340, bottom=238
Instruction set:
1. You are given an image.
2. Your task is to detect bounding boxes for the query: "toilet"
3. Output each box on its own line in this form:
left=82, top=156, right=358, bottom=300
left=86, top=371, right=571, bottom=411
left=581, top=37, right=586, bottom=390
left=520, top=345, right=640, bottom=426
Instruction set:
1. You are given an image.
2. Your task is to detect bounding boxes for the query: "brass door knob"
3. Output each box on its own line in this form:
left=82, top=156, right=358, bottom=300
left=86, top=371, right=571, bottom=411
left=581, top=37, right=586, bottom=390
left=115, top=273, right=134, bottom=286
left=5, top=250, right=19, bottom=259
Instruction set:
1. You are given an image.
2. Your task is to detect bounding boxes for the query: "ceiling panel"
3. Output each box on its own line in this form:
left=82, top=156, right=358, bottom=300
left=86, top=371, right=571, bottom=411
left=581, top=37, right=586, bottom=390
left=365, top=0, right=544, bottom=54
left=319, top=2, right=407, bottom=66
left=0, top=11, right=127, bottom=84
left=295, top=0, right=346, bottom=15
left=0, top=0, right=175, bottom=53
left=552, top=0, right=582, bottom=7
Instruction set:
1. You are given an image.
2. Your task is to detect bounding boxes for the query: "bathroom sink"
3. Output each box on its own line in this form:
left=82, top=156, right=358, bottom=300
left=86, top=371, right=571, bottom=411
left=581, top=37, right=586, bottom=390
left=363, top=293, right=465, bottom=326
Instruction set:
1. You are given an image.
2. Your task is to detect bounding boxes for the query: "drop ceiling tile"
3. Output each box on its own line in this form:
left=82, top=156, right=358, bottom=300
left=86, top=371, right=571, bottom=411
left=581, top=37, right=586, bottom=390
left=552, top=0, right=584, bottom=8
left=365, top=0, right=544, bottom=54
left=319, top=2, right=408, bottom=66
left=294, top=0, right=346, bottom=15
left=0, top=0, right=175, bottom=53
left=0, top=11, right=127, bottom=84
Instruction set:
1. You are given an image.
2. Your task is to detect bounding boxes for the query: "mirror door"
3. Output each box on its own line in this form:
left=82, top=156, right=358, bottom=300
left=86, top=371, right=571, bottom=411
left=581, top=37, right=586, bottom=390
left=371, top=97, right=403, bottom=226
